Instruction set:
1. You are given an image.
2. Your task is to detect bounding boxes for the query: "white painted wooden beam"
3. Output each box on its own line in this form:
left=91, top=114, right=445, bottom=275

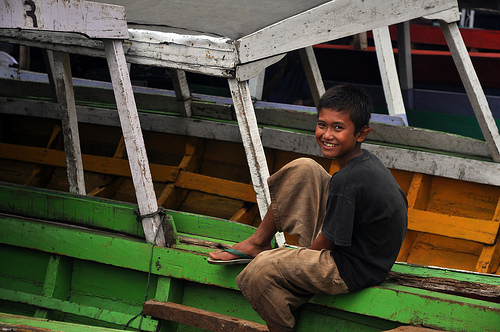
left=228, top=79, right=270, bottom=209
left=249, top=71, right=265, bottom=101
left=228, top=78, right=286, bottom=247
left=236, top=0, right=459, bottom=63
left=373, top=27, right=408, bottom=125
left=170, top=69, right=192, bottom=117
left=396, top=22, right=414, bottom=110
left=3, top=98, right=498, bottom=186
left=0, top=28, right=239, bottom=78
left=127, top=29, right=238, bottom=77
left=235, top=54, right=285, bottom=82
left=299, top=46, right=325, bottom=107
left=104, top=39, right=165, bottom=246
left=0, top=0, right=128, bottom=39
left=46, top=50, right=86, bottom=195
left=439, top=21, right=500, bottom=162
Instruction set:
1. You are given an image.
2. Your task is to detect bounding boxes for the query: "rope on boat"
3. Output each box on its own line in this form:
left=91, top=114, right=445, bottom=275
left=134, top=206, right=167, bottom=224
left=125, top=207, right=167, bottom=331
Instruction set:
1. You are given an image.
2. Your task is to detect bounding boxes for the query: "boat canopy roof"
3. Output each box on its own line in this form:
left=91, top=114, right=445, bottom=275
left=99, top=0, right=328, bottom=40
left=96, top=0, right=460, bottom=64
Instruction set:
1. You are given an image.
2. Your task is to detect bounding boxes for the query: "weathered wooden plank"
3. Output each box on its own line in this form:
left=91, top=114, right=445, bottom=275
left=235, top=55, right=285, bottom=82
left=0, top=313, right=130, bottom=332
left=365, top=144, right=500, bottom=187
left=143, top=300, right=268, bottom=332
left=230, top=204, right=259, bottom=225
left=0, top=289, right=157, bottom=331
left=383, top=327, right=440, bottom=332
left=158, top=137, right=203, bottom=208
left=2, top=97, right=500, bottom=188
left=227, top=79, right=271, bottom=214
left=298, top=46, right=325, bottom=106
left=236, top=0, right=459, bottom=63
left=476, top=200, right=500, bottom=273
left=2, top=95, right=500, bottom=188
left=0, top=0, right=128, bottom=39
left=0, top=141, right=256, bottom=203
left=0, top=182, right=257, bottom=242
left=373, top=26, right=407, bottom=124
left=46, top=50, right=86, bottom=195
left=0, top=143, right=180, bottom=182
left=311, top=283, right=500, bottom=332
left=153, top=277, right=184, bottom=331
left=0, top=214, right=242, bottom=289
left=440, top=21, right=500, bottom=162
left=170, top=69, right=192, bottom=117
left=385, top=271, right=500, bottom=302
left=104, top=39, right=165, bottom=246
left=408, top=208, right=499, bottom=244
left=33, top=254, right=72, bottom=319
left=0, top=29, right=237, bottom=77
left=391, top=262, right=500, bottom=285
left=24, top=124, right=61, bottom=188
left=476, top=240, right=500, bottom=274
left=126, top=28, right=238, bottom=77
left=228, top=78, right=286, bottom=246
left=0, top=182, right=143, bottom=236
left=176, top=171, right=256, bottom=203
left=87, top=136, right=127, bottom=198
left=396, top=22, right=414, bottom=109
left=1, top=74, right=492, bottom=158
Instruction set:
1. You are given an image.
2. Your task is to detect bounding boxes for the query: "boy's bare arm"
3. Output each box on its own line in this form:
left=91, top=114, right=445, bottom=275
left=308, top=233, right=336, bottom=251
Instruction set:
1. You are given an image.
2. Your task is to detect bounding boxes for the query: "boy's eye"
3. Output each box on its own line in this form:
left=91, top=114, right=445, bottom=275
left=317, top=122, right=326, bottom=128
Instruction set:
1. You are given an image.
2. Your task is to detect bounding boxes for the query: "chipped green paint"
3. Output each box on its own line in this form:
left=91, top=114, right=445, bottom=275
left=0, top=182, right=499, bottom=331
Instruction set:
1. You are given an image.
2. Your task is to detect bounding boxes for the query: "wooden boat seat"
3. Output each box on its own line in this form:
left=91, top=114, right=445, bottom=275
left=384, top=327, right=442, bottom=332
left=143, top=300, right=268, bottom=332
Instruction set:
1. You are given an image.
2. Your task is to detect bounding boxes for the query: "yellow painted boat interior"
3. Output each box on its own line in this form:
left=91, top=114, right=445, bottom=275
left=1, top=113, right=499, bottom=275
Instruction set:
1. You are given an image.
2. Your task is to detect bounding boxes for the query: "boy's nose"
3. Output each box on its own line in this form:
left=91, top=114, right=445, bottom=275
left=324, top=128, right=335, bottom=139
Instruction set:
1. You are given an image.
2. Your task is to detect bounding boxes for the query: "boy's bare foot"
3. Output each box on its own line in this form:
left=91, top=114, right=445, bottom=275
left=209, top=203, right=277, bottom=264
left=209, top=238, right=273, bottom=261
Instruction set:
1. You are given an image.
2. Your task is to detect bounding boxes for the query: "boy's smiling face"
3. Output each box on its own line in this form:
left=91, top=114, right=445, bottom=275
left=315, top=107, right=371, bottom=169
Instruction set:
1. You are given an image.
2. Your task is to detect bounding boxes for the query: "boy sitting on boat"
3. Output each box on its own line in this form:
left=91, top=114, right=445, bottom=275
left=208, top=84, right=408, bottom=332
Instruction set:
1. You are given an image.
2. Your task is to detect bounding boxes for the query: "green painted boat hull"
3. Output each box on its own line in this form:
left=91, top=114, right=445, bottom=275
left=0, top=182, right=499, bottom=331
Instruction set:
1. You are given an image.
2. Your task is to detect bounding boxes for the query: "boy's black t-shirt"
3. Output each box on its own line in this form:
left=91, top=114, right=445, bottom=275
left=321, top=150, right=408, bottom=292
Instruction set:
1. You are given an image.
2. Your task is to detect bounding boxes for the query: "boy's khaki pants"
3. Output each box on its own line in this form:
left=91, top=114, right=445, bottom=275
left=236, top=158, right=349, bottom=331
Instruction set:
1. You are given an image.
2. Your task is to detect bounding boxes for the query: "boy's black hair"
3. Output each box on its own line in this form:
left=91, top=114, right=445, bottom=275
left=317, top=84, right=373, bottom=133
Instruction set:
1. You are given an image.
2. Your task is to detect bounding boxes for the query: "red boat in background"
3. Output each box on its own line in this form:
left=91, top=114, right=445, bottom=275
left=314, top=21, right=500, bottom=90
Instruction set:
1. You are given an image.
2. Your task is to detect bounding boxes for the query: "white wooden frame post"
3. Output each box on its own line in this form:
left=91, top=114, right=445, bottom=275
left=396, top=22, right=415, bottom=110
left=104, top=39, right=166, bottom=246
left=299, top=46, right=326, bottom=107
left=170, top=69, right=192, bottom=117
left=46, top=50, right=86, bottom=195
left=228, top=78, right=286, bottom=247
left=373, top=26, right=408, bottom=126
left=439, top=21, right=500, bottom=162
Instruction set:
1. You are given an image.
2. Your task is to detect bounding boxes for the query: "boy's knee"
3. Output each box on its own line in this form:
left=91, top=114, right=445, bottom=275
left=287, top=157, right=322, bottom=173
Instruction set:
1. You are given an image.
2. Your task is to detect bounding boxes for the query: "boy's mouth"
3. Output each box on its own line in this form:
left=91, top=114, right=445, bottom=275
left=322, top=141, right=339, bottom=148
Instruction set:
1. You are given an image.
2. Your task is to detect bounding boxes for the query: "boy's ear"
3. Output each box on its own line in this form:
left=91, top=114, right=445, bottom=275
left=356, top=125, right=371, bottom=143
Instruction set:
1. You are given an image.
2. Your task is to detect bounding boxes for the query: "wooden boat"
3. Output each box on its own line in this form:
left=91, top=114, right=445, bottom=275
left=1, top=182, right=499, bottom=332
left=315, top=21, right=500, bottom=91
left=1, top=0, right=499, bottom=331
